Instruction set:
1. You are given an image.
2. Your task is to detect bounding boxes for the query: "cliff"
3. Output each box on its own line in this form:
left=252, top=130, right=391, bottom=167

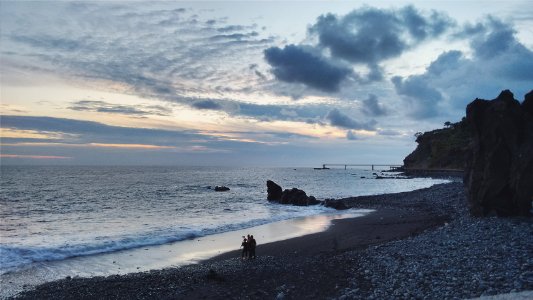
left=403, top=89, right=533, bottom=217
left=464, top=90, right=533, bottom=216
left=403, top=119, right=470, bottom=170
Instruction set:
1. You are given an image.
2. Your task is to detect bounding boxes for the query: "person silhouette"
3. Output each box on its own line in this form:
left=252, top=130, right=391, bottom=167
left=249, top=235, right=257, bottom=259
left=241, top=236, right=248, bottom=259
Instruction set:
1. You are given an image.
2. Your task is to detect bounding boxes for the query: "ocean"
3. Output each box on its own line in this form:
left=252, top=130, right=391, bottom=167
left=0, top=166, right=448, bottom=275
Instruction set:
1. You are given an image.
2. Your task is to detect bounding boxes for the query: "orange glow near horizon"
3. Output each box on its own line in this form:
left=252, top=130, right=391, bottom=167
left=0, top=154, right=72, bottom=159
left=0, top=128, right=66, bottom=140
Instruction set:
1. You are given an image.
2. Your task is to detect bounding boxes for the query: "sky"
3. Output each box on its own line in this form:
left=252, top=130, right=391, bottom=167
left=1, top=0, right=532, bottom=166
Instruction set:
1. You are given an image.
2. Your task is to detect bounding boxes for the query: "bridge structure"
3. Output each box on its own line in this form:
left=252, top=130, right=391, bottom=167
left=316, top=164, right=403, bottom=171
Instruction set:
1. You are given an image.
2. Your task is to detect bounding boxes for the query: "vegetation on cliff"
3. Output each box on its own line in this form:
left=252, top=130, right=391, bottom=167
left=403, top=119, right=471, bottom=170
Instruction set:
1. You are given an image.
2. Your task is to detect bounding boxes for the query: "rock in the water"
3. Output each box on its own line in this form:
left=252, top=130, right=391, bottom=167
left=281, top=188, right=310, bottom=206
left=266, top=181, right=346, bottom=209
left=464, top=90, right=533, bottom=217
left=214, top=186, right=230, bottom=192
left=323, top=199, right=348, bottom=210
left=266, top=180, right=283, bottom=201
left=308, top=196, right=320, bottom=205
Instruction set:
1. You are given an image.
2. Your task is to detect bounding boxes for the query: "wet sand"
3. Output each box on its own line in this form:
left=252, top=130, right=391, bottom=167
left=209, top=207, right=443, bottom=261
left=0, top=211, right=371, bottom=298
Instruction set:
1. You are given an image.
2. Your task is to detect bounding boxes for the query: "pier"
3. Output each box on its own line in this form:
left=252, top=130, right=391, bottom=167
left=315, top=164, right=403, bottom=171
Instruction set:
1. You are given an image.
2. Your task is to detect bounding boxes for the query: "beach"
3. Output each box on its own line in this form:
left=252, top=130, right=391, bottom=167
left=10, top=181, right=531, bottom=299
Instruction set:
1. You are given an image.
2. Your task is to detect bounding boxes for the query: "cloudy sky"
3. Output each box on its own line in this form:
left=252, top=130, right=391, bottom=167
left=1, top=1, right=532, bottom=166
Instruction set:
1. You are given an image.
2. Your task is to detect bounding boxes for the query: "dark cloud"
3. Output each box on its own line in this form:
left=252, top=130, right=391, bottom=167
left=191, top=99, right=223, bottom=110
left=216, top=25, right=246, bottom=32
left=209, top=31, right=259, bottom=41
left=1, top=115, right=317, bottom=147
left=392, top=76, right=443, bottom=101
left=391, top=17, right=533, bottom=119
left=362, top=94, right=387, bottom=116
left=263, top=5, right=453, bottom=92
left=365, top=64, right=385, bottom=82
left=401, top=6, right=451, bottom=39
left=264, top=44, right=352, bottom=92
left=0, top=115, right=194, bottom=145
left=0, top=115, right=325, bottom=166
left=391, top=75, right=442, bottom=118
left=459, top=17, right=517, bottom=59
left=69, top=100, right=172, bottom=116
left=325, top=108, right=376, bottom=130
left=426, top=50, right=465, bottom=75
left=309, top=6, right=454, bottom=64
left=474, top=26, right=515, bottom=59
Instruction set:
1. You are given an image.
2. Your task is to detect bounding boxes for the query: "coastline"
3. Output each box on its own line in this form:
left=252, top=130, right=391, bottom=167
left=9, top=182, right=533, bottom=299
left=1, top=211, right=370, bottom=298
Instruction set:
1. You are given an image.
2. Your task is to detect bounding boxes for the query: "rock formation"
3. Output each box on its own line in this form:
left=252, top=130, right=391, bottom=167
left=214, top=186, right=230, bottom=192
left=280, top=188, right=321, bottom=206
left=464, top=90, right=533, bottom=217
left=266, top=180, right=282, bottom=201
left=266, top=180, right=342, bottom=208
left=403, top=119, right=470, bottom=170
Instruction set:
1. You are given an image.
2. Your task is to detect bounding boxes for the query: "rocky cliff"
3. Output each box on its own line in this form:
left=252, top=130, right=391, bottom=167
left=464, top=90, right=533, bottom=217
left=404, top=89, right=532, bottom=217
left=403, top=119, right=470, bottom=170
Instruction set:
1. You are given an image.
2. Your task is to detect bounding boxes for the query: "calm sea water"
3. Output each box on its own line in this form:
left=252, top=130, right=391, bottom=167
left=0, top=166, right=448, bottom=274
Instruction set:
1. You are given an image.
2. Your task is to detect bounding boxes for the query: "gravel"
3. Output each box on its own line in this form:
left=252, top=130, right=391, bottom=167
left=338, top=182, right=533, bottom=299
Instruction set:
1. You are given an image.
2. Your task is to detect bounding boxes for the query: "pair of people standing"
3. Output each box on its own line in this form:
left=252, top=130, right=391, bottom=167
left=240, top=234, right=256, bottom=259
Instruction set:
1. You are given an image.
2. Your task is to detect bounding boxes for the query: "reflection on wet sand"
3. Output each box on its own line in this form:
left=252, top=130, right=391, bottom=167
left=0, top=210, right=372, bottom=298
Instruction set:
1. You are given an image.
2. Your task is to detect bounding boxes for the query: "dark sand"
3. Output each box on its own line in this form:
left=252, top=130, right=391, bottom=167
left=11, top=183, right=455, bottom=299
left=210, top=207, right=445, bottom=261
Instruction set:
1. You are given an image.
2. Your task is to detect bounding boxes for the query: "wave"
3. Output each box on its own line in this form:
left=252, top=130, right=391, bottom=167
left=0, top=204, right=332, bottom=274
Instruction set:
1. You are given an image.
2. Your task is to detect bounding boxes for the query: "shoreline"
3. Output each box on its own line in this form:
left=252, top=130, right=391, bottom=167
left=9, top=182, right=533, bottom=299
left=1, top=210, right=370, bottom=298
left=206, top=206, right=444, bottom=262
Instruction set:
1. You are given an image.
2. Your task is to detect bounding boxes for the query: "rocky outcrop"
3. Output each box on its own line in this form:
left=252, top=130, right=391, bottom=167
left=280, top=188, right=319, bottom=206
left=214, top=186, right=230, bottom=192
left=464, top=90, right=533, bottom=217
left=266, top=180, right=282, bottom=201
left=403, top=119, right=470, bottom=170
left=266, top=180, right=342, bottom=208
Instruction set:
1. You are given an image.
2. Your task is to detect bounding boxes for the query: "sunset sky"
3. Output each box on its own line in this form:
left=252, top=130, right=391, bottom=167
left=1, top=1, right=532, bottom=166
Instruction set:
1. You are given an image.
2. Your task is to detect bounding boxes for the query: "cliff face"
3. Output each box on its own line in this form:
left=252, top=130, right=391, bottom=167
left=464, top=90, right=533, bottom=217
left=404, top=89, right=533, bottom=217
left=403, top=120, right=470, bottom=170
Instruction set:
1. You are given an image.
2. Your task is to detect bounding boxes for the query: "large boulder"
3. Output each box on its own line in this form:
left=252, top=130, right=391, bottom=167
left=464, top=90, right=533, bottom=217
left=266, top=180, right=283, bottom=201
